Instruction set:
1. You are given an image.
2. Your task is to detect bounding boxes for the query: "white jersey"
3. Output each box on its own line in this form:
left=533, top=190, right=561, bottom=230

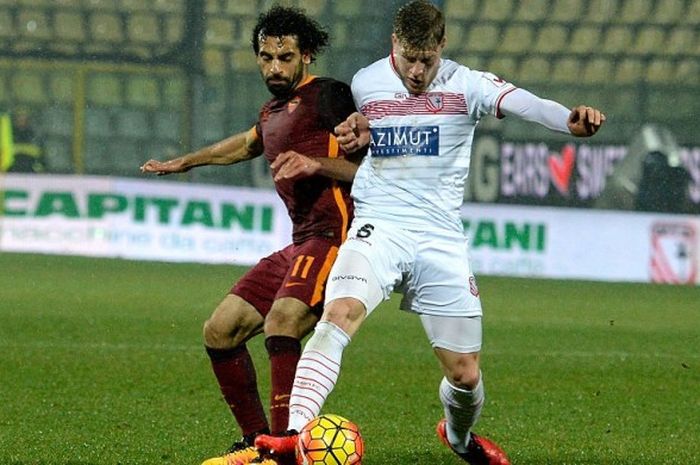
left=350, top=56, right=516, bottom=232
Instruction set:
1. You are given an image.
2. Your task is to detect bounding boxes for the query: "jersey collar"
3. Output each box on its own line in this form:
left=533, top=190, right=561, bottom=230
left=296, top=74, right=317, bottom=90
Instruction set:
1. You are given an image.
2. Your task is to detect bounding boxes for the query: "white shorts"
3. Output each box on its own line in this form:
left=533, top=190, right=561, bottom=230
left=326, top=217, right=483, bottom=318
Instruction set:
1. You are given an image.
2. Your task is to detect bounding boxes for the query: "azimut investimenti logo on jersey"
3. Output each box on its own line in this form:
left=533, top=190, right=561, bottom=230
left=370, top=126, right=440, bottom=157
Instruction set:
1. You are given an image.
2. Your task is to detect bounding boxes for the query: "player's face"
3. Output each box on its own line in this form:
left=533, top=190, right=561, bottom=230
left=391, top=34, right=444, bottom=94
left=257, top=34, right=311, bottom=98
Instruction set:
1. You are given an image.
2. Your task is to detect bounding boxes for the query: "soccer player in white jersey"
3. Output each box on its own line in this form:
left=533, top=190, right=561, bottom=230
left=256, top=1, right=606, bottom=464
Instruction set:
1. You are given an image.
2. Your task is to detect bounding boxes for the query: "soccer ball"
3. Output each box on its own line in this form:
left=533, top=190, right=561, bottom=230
left=296, top=414, right=364, bottom=465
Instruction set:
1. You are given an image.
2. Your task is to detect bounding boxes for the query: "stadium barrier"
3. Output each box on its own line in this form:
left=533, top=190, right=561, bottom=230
left=459, top=202, right=698, bottom=286
left=1, top=173, right=697, bottom=286
left=0, top=173, right=291, bottom=265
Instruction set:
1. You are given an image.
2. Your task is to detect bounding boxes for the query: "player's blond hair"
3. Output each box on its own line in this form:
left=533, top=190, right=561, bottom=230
left=393, top=0, right=445, bottom=51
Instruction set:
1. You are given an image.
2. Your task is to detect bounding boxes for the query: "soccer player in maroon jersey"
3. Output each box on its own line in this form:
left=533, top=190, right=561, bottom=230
left=141, top=6, right=364, bottom=465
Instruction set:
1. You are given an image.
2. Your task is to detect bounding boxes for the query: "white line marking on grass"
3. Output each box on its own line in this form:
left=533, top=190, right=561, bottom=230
left=0, top=341, right=202, bottom=351
left=1, top=342, right=698, bottom=361
left=488, top=349, right=700, bottom=360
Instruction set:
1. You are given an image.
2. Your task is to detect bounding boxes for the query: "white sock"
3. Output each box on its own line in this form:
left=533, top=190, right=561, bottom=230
left=288, top=321, right=351, bottom=431
left=439, top=374, right=485, bottom=453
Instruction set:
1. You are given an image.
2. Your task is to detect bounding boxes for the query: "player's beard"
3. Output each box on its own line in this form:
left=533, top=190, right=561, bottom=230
left=265, top=77, right=294, bottom=98
left=264, top=61, right=304, bottom=99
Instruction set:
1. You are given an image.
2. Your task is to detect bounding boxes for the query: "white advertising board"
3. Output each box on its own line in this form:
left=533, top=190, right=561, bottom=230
left=1, top=174, right=698, bottom=285
left=0, top=174, right=292, bottom=265
left=460, top=203, right=700, bottom=285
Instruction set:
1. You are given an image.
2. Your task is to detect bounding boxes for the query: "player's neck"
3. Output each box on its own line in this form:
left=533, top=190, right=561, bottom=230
left=294, top=74, right=317, bottom=91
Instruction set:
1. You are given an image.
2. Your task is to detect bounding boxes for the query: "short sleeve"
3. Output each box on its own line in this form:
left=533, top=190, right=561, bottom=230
left=255, top=104, right=268, bottom=144
left=317, top=80, right=358, bottom=132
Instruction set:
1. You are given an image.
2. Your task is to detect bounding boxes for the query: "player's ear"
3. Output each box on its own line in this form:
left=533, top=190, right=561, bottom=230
left=302, top=52, right=312, bottom=65
left=391, top=33, right=399, bottom=49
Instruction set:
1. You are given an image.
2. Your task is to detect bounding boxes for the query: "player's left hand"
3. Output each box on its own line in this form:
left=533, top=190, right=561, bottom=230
left=271, top=150, right=321, bottom=181
left=567, top=105, right=606, bottom=137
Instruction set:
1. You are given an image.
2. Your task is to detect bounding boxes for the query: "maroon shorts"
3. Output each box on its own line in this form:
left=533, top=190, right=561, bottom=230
left=231, top=236, right=340, bottom=318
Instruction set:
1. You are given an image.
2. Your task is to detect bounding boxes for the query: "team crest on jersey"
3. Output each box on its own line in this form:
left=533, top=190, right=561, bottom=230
left=426, top=93, right=444, bottom=113
left=287, top=96, right=301, bottom=113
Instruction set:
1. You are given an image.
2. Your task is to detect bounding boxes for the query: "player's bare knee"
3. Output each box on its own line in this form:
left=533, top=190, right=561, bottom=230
left=203, top=304, right=263, bottom=348
left=322, top=297, right=366, bottom=335
left=445, top=355, right=481, bottom=390
left=202, top=317, right=233, bottom=348
left=265, top=307, right=305, bottom=337
left=265, top=298, right=316, bottom=338
left=205, top=294, right=265, bottom=347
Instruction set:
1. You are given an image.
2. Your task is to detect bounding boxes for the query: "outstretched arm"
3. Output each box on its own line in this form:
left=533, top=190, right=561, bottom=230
left=499, top=88, right=606, bottom=137
left=141, top=127, right=263, bottom=175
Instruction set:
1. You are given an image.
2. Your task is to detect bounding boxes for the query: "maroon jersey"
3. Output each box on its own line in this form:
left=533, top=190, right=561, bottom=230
left=255, top=77, right=356, bottom=243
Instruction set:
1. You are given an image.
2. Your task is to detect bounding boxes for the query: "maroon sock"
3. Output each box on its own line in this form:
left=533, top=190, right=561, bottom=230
left=265, top=336, right=302, bottom=434
left=206, top=345, right=268, bottom=437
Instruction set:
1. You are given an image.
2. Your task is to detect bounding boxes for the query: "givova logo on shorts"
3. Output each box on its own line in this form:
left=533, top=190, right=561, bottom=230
left=370, top=126, right=439, bottom=157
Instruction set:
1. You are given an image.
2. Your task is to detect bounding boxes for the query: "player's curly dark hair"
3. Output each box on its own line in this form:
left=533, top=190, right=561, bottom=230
left=251, top=5, right=330, bottom=62
left=393, top=0, right=444, bottom=50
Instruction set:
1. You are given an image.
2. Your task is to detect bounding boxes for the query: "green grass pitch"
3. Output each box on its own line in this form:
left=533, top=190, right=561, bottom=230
left=1, top=252, right=698, bottom=464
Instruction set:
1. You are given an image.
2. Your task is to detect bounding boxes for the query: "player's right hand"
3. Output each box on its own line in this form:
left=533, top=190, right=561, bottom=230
left=271, top=150, right=321, bottom=181
left=140, top=158, right=186, bottom=176
left=567, top=105, right=606, bottom=137
left=335, top=112, right=370, bottom=153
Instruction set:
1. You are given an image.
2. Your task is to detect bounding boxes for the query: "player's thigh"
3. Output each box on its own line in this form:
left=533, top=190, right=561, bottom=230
left=423, top=314, right=482, bottom=389
left=421, top=314, right=482, bottom=354
left=233, top=246, right=293, bottom=318
left=274, top=237, right=343, bottom=314
left=204, top=294, right=265, bottom=348
left=324, top=249, right=383, bottom=326
left=206, top=247, right=293, bottom=347
left=326, top=218, right=412, bottom=315
left=403, top=232, right=482, bottom=316
left=264, top=237, right=342, bottom=336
